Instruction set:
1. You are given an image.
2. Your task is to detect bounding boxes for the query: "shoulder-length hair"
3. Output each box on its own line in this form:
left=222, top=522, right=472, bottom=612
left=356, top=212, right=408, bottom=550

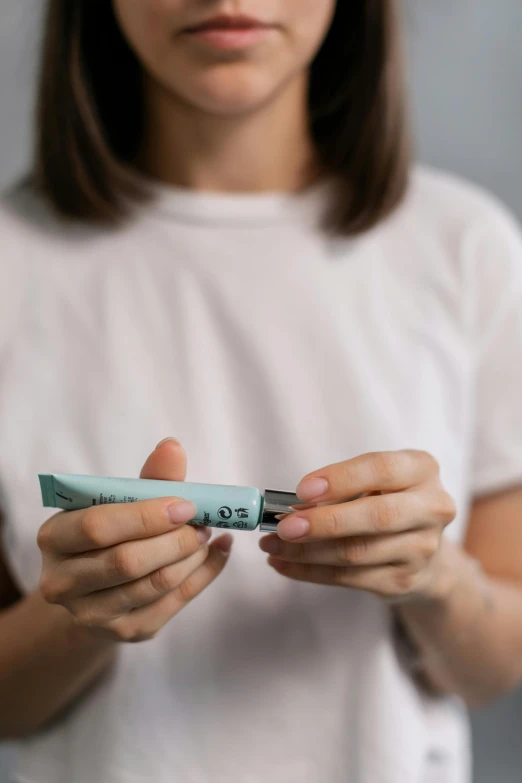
left=35, top=0, right=411, bottom=235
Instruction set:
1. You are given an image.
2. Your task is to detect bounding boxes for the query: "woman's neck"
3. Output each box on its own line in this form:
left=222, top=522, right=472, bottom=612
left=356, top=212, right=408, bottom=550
left=139, top=74, right=319, bottom=194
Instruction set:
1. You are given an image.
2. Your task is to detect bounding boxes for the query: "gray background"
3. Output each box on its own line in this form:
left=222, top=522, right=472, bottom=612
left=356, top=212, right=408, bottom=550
left=1, top=1, right=521, bottom=781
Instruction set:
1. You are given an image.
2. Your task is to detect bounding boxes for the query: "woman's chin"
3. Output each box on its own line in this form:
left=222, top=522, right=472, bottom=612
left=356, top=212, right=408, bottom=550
left=178, top=71, right=278, bottom=117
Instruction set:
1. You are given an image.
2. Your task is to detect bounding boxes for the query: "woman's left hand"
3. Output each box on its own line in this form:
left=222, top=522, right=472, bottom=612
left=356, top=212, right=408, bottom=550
left=260, top=451, right=457, bottom=602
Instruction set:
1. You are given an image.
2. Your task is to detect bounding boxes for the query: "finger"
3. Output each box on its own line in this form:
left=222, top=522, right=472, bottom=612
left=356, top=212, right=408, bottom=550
left=54, top=524, right=212, bottom=595
left=104, top=535, right=233, bottom=642
left=260, top=529, right=440, bottom=567
left=267, top=558, right=422, bottom=600
left=38, top=495, right=198, bottom=555
left=276, top=491, right=428, bottom=542
left=72, top=545, right=211, bottom=623
left=38, top=438, right=190, bottom=555
left=295, top=450, right=438, bottom=504
left=140, top=437, right=187, bottom=482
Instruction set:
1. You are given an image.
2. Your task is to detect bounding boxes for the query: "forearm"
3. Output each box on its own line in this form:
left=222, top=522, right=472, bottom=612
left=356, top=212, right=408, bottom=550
left=397, top=539, right=522, bottom=707
left=0, top=592, right=116, bottom=738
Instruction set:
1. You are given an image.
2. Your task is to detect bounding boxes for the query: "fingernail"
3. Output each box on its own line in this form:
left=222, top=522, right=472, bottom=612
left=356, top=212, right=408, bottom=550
left=156, top=437, right=181, bottom=450
left=168, top=500, right=197, bottom=524
left=296, top=477, right=328, bottom=501
left=215, top=535, right=233, bottom=555
left=196, top=527, right=212, bottom=545
left=259, top=536, right=281, bottom=555
left=277, top=516, right=310, bottom=540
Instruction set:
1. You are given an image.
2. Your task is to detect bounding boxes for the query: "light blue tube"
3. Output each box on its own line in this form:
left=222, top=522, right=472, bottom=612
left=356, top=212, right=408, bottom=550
left=39, top=473, right=263, bottom=531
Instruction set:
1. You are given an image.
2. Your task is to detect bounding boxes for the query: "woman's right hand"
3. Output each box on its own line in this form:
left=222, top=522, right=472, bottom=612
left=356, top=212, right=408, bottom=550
left=37, top=439, right=232, bottom=643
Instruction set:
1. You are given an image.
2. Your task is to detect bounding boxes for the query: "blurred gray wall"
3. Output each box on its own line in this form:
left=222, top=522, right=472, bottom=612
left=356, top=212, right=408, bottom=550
left=1, top=1, right=521, bottom=781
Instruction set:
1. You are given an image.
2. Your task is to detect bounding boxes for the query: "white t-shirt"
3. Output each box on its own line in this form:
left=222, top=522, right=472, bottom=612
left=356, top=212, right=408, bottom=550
left=1, top=167, right=522, bottom=783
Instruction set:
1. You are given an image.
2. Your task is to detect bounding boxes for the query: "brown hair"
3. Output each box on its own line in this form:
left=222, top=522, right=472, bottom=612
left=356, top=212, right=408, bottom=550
left=35, top=0, right=411, bottom=235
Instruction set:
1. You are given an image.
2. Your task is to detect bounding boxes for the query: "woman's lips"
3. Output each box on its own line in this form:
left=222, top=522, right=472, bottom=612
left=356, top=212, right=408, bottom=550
left=183, top=15, right=275, bottom=51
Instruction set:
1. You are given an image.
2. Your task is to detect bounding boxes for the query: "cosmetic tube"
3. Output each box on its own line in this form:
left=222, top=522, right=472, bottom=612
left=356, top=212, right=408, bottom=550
left=39, top=473, right=302, bottom=532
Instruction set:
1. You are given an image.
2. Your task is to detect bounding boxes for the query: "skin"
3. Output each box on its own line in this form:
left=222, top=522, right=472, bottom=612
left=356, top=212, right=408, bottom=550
left=113, top=0, right=336, bottom=191
left=260, top=451, right=522, bottom=706
left=112, top=0, right=336, bottom=117
left=37, top=439, right=233, bottom=643
left=261, top=450, right=457, bottom=597
left=1, top=0, right=522, bottom=739
left=0, top=440, right=232, bottom=737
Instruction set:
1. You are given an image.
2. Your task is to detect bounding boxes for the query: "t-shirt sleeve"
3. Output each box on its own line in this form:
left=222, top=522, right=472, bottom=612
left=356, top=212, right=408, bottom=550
left=469, top=202, right=522, bottom=497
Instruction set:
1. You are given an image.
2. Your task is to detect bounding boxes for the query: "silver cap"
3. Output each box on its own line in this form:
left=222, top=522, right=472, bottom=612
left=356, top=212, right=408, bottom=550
left=260, top=489, right=302, bottom=532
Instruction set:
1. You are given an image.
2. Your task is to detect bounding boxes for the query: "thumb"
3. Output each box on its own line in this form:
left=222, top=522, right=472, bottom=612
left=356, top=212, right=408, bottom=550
left=140, top=438, right=188, bottom=482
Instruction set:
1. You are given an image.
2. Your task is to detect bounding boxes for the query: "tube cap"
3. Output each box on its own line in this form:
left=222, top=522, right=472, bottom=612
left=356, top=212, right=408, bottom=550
left=260, top=489, right=302, bottom=532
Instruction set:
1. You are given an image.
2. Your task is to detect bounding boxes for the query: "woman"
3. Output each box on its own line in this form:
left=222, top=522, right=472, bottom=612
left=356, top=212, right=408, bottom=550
left=1, top=1, right=522, bottom=781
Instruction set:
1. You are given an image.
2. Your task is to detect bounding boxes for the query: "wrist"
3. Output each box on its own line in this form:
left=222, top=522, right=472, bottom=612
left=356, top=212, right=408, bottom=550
left=67, top=618, right=119, bottom=654
left=398, top=538, right=494, bottom=632
left=36, top=592, right=118, bottom=656
left=398, top=538, right=476, bottom=615
left=419, top=537, right=466, bottom=605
